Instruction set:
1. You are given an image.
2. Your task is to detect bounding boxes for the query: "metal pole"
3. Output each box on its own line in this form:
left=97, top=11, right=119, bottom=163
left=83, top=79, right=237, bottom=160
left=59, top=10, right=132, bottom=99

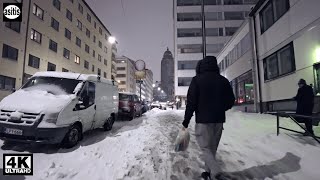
left=277, top=114, right=279, bottom=136
left=201, top=0, right=206, bottom=59
left=140, top=81, right=142, bottom=101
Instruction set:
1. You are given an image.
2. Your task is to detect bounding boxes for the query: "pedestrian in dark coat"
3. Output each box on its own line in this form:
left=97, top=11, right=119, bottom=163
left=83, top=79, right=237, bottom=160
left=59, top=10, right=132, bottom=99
left=182, top=56, right=235, bottom=179
left=294, top=79, right=315, bottom=135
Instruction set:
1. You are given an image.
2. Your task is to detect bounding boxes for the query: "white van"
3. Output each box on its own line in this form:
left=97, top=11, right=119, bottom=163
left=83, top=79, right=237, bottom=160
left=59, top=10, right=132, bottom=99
left=0, top=72, right=119, bottom=148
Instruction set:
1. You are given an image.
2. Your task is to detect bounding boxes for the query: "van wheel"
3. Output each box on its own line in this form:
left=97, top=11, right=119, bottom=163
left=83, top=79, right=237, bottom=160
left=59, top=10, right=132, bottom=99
left=103, top=117, right=113, bottom=131
left=129, top=111, right=135, bottom=121
left=62, top=124, right=81, bottom=148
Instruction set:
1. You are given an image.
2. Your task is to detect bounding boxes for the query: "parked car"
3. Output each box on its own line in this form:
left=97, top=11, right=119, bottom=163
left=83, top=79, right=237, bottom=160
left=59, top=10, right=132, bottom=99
left=159, top=102, right=168, bottom=110
left=151, top=102, right=162, bottom=109
left=0, top=72, right=119, bottom=148
left=118, top=93, right=142, bottom=120
left=141, top=101, right=150, bottom=114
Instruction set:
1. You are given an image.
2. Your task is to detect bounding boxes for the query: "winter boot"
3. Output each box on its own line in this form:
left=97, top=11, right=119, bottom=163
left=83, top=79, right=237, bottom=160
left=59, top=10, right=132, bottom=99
left=201, top=172, right=212, bottom=180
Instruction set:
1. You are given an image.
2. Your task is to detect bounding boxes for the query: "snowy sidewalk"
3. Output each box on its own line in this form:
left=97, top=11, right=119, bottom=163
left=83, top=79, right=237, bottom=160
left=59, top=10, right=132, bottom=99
left=0, top=109, right=320, bottom=180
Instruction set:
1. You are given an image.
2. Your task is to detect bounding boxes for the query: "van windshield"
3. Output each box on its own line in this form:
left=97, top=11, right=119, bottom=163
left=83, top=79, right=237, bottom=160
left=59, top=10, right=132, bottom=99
left=119, top=94, right=130, bottom=101
left=22, top=77, right=81, bottom=95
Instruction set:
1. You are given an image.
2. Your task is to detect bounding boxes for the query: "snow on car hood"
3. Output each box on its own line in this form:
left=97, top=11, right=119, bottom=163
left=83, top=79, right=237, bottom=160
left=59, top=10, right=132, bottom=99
left=0, top=89, right=75, bottom=114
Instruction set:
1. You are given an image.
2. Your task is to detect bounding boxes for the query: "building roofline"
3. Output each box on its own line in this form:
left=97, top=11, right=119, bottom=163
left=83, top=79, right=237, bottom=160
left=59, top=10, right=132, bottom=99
left=249, top=0, right=266, bottom=17
left=216, top=19, right=249, bottom=60
left=82, top=0, right=112, bottom=36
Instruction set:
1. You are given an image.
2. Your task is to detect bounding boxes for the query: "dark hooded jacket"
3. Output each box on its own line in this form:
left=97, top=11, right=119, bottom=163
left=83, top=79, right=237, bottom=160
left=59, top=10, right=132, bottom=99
left=183, top=56, right=235, bottom=127
left=294, top=84, right=314, bottom=115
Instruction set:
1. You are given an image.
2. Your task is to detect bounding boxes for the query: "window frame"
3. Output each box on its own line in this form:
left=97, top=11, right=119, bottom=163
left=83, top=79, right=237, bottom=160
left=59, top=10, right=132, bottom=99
left=32, top=4, right=44, bottom=20
left=84, top=60, right=89, bottom=69
left=5, top=22, right=21, bottom=33
left=28, top=54, right=40, bottom=69
left=53, top=0, right=61, bottom=11
left=30, top=29, right=42, bottom=44
left=2, top=44, right=18, bottom=61
left=0, top=75, right=16, bottom=91
left=66, top=9, right=73, bottom=22
left=47, top=62, right=56, bottom=71
left=49, top=39, right=58, bottom=53
left=63, top=48, right=70, bottom=59
left=65, top=28, right=71, bottom=40
left=76, top=37, right=81, bottom=47
left=51, top=17, right=59, bottom=31
left=75, top=55, right=80, bottom=64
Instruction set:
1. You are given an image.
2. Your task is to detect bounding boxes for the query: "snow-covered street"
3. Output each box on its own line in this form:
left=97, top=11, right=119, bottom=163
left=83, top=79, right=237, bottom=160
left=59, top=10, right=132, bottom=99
left=1, top=109, right=320, bottom=180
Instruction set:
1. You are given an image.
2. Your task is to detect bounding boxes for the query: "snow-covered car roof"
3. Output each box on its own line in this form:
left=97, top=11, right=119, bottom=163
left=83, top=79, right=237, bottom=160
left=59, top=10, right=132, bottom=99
left=33, top=72, right=116, bottom=85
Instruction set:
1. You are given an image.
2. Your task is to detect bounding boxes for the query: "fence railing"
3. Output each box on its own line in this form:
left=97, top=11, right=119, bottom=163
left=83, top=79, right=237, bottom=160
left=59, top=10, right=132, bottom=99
left=267, top=112, right=320, bottom=144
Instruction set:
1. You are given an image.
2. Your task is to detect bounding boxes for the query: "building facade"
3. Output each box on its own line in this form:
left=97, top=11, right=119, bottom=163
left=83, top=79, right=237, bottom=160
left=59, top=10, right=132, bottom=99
left=161, top=48, right=174, bottom=101
left=115, top=56, right=136, bottom=93
left=173, top=0, right=257, bottom=106
left=217, top=20, right=255, bottom=112
left=144, top=69, right=154, bottom=101
left=0, top=0, right=114, bottom=100
left=250, top=0, right=320, bottom=113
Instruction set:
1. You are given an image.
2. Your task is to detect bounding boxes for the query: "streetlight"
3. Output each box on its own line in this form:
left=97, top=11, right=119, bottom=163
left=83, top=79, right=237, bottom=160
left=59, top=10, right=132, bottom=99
left=108, top=36, right=116, bottom=44
left=161, top=90, right=164, bottom=93
left=158, top=87, right=161, bottom=91
left=152, top=84, right=155, bottom=87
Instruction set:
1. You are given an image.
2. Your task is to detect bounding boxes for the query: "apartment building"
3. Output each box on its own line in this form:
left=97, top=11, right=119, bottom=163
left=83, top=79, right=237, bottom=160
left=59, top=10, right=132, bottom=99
left=250, top=0, right=320, bottom=112
left=115, top=56, right=136, bottom=93
left=0, top=0, right=114, bottom=100
left=173, top=0, right=257, bottom=106
left=217, top=20, right=255, bottom=112
left=144, top=69, right=153, bottom=101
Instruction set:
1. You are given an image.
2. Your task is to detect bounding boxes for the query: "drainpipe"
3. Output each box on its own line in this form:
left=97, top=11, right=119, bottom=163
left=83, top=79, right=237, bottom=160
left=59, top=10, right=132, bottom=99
left=250, top=15, right=263, bottom=113
left=22, top=0, right=32, bottom=85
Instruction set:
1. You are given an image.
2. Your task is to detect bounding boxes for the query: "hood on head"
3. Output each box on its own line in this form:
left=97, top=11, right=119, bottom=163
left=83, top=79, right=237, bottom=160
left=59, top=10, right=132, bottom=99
left=196, top=56, right=219, bottom=75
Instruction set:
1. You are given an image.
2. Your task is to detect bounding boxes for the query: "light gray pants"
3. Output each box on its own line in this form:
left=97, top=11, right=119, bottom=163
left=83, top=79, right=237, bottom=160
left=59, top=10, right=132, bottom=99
left=195, top=123, right=223, bottom=174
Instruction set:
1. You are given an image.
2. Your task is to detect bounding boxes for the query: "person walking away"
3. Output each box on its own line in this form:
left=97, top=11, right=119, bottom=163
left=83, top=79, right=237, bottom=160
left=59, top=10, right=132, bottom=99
left=182, top=56, right=235, bottom=180
left=294, top=79, right=315, bottom=136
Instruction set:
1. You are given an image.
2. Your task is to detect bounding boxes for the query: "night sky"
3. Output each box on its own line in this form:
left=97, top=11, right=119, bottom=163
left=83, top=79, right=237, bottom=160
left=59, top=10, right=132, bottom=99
left=87, top=0, right=174, bottom=81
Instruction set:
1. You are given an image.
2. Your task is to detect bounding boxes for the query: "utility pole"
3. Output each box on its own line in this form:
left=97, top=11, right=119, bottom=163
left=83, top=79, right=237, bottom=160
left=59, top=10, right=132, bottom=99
left=201, top=0, right=206, bottom=59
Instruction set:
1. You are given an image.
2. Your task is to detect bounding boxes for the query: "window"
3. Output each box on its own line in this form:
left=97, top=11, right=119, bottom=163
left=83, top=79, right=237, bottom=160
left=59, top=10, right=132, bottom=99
left=105, top=34, right=108, bottom=40
left=104, top=59, right=108, bottom=66
left=263, top=42, right=295, bottom=81
left=260, top=0, right=289, bottom=33
left=224, top=11, right=245, bottom=20
left=98, top=68, right=101, bottom=75
left=178, top=61, right=198, bottom=70
left=86, top=28, right=90, bottom=38
left=53, top=0, right=61, bottom=10
left=206, top=44, right=224, bottom=53
left=178, top=44, right=202, bottom=53
left=98, top=54, right=102, bottom=62
left=178, top=77, right=193, bottom=86
left=117, top=67, right=126, bottom=71
left=77, top=20, right=82, bottom=30
left=103, top=72, right=107, bottom=78
left=92, top=50, right=96, bottom=58
left=51, top=18, right=59, bottom=31
left=79, top=82, right=95, bottom=108
left=66, top=9, right=72, bottom=21
left=76, top=37, right=81, bottom=47
left=62, top=68, right=69, bottom=72
left=30, top=29, right=42, bottom=43
left=47, top=62, right=56, bottom=71
left=98, top=41, right=102, bottom=48
left=177, top=13, right=201, bottom=21
left=85, top=44, right=90, bottom=53
left=32, top=4, right=44, bottom=20
left=93, top=35, right=96, bottom=43
left=117, top=74, right=126, bottom=78
left=104, top=46, right=108, bottom=53
left=75, top=55, right=80, bottom=64
left=92, top=65, right=95, bottom=72
left=2, top=44, right=18, bottom=61
left=206, top=12, right=223, bottom=21
left=224, top=0, right=242, bottom=5
left=99, top=27, right=102, bottom=35
left=206, top=28, right=223, bottom=37
left=49, top=39, right=58, bottom=52
left=65, top=28, right=71, bottom=40
left=225, top=27, right=238, bottom=36
left=84, top=60, right=89, bottom=69
left=87, top=14, right=91, bottom=22
left=0, top=75, right=16, bottom=90
left=28, top=54, right=40, bottom=69
left=177, top=28, right=202, bottom=37
left=78, top=4, right=83, bottom=14
left=5, top=22, right=21, bottom=33
left=94, top=21, right=97, bottom=29
left=231, top=71, right=254, bottom=104
left=63, top=48, right=70, bottom=59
